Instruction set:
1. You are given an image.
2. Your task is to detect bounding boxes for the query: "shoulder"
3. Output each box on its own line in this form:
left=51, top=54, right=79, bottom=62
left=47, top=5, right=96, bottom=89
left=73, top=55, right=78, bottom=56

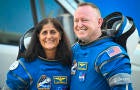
left=97, top=45, right=128, bottom=62
left=7, top=57, right=36, bottom=79
left=6, top=58, right=30, bottom=89
left=9, top=60, right=20, bottom=71
left=105, top=46, right=127, bottom=58
left=9, top=58, right=25, bottom=71
left=7, top=58, right=31, bottom=80
left=71, top=42, right=80, bottom=52
left=95, top=45, right=129, bottom=72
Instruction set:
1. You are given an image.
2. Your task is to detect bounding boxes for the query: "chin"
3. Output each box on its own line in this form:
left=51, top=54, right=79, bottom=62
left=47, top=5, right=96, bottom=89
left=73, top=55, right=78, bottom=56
left=45, top=47, right=56, bottom=50
left=78, top=36, right=87, bottom=40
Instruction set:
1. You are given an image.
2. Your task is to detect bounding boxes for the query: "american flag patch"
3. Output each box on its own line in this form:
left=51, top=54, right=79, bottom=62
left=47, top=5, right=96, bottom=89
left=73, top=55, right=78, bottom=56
left=106, top=46, right=122, bottom=57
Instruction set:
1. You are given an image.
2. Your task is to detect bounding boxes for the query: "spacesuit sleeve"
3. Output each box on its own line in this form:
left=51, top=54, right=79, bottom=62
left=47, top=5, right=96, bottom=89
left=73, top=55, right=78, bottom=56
left=109, top=73, right=133, bottom=90
left=95, top=46, right=133, bottom=90
left=6, top=60, right=29, bottom=90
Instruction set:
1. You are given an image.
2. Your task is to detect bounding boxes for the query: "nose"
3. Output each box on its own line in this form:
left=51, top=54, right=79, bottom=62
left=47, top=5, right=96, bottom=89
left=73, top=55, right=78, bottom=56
left=77, top=21, right=83, bottom=27
left=46, top=32, right=52, bottom=39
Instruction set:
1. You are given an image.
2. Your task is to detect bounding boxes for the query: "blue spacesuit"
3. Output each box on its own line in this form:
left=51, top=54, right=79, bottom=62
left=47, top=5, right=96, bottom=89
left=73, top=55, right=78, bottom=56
left=6, top=57, right=70, bottom=90
left=70, top=36, right=132, bottom=90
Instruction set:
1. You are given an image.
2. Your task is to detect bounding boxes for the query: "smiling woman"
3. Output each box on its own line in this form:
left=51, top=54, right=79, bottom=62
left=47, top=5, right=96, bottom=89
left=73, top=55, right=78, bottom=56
left=39, top=23, right=61, bottom=58
left=0, top=0, right=75, bottom=89
left=5, top=18, right=72, bottom=90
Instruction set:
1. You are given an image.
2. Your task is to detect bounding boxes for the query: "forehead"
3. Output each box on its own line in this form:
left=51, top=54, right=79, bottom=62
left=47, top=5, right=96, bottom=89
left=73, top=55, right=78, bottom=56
left=74, top=6, right=98, bottom=18
left=42, top=23, right=55, bottom=29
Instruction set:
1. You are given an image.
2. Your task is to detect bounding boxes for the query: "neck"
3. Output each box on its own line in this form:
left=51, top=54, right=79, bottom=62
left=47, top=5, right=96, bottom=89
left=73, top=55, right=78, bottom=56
left=45, top=50, right=56, bottom=60
left=94, top=30, right=102, bottom=40
left=91, top=29, right=102, bottom=41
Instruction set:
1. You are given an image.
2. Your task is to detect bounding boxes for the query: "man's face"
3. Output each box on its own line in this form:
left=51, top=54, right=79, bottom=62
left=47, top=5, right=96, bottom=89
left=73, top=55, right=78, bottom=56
left=74, top=5, right=103, bottom=42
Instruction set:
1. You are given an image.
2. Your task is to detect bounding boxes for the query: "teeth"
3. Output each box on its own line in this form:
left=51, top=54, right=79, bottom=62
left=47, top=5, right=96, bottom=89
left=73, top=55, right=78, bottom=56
left=79, top=29, right=85, bottom=31
left=47, top=41, right=53, bottom=43
left=45, top=40, right=53, bottom=43
left=79, top=25, right=88, bottom=30
left=78, top=30, right=85, bottom=32
left=78, top=29, right=86, bottom=33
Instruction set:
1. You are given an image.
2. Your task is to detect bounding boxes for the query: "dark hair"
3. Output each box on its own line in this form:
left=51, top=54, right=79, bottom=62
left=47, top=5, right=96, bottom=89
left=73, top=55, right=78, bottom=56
left=24, top=18, right=72, bottom=66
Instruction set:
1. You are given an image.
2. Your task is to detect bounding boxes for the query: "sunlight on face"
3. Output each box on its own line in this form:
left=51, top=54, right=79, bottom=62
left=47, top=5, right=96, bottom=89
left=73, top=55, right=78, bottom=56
left=74, top=5, right=103, bottom=42
left=39, top=23, right=61, bottom=51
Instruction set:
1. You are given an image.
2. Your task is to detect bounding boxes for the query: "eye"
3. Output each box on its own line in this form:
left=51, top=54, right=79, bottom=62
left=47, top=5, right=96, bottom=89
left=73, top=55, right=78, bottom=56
left=41, top=30, right=47, bottom=35
left=50, top=30, right=57, bottom=35
left=82, top=19, right=88, bottom=22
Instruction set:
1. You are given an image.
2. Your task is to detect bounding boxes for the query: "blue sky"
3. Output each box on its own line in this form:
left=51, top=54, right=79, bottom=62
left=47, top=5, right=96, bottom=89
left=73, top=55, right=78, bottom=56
left=86, top=0, right=140, bottom=36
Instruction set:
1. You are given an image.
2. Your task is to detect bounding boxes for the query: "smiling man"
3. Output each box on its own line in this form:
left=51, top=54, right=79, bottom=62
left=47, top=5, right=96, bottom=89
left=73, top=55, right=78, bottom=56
left=70, top=2, right=133, bottom=90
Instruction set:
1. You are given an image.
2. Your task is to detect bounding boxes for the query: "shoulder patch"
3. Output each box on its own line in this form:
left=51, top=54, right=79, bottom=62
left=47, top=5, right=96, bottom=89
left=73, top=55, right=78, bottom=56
left=106, top=46, right=122, bottom=57
left=9, top=61, right=19, bottom=70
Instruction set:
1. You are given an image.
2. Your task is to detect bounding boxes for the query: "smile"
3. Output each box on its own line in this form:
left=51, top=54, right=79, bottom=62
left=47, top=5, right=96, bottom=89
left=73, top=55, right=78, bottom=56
left=79, top=25, right=88, bottom=30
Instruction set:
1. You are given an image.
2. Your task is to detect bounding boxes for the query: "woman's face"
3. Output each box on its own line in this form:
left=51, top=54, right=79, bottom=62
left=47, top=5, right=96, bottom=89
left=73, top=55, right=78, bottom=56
left=39, top=23, right=61, bottom=51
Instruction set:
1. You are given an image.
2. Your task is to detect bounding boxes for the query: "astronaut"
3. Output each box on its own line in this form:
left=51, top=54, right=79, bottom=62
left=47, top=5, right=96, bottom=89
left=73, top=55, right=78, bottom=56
left=70, top=2, right=133, bottom=90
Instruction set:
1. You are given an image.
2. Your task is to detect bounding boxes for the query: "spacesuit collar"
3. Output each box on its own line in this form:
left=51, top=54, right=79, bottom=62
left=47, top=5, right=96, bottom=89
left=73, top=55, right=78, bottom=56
left=78, top=33, right=109, bottom=46
left=38, top=56, right=58, bottom=62
left=78, top=35, right=111, bottom=46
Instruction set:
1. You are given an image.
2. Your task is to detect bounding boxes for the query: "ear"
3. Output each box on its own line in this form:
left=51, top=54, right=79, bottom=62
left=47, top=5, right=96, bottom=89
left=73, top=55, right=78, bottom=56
left=98, top=18, right=103, bottom=28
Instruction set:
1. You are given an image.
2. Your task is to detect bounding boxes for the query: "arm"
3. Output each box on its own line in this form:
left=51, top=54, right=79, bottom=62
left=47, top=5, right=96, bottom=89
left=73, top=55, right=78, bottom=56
left=108, top=64, right=133, bottom=90
left=111, top=83, right=132, bottom=90
left=6, top=60, right=29, bottom=90
left=95, top=46, right=133, bottom=90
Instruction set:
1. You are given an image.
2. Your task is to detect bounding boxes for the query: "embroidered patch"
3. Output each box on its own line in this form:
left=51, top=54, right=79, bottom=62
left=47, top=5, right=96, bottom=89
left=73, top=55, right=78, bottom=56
left=79, top=72, right=86, bottom=82
left=71, top=60, right=77, bottom=75
left=53, top=76, right=67, bottom=84
left=106, top=46, right=122, bottom=57
left=9, top=61, right=19, bottom=70
left=37, top=75, right=51, bottom=89
left=78, top=62, right=88, bottom=70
